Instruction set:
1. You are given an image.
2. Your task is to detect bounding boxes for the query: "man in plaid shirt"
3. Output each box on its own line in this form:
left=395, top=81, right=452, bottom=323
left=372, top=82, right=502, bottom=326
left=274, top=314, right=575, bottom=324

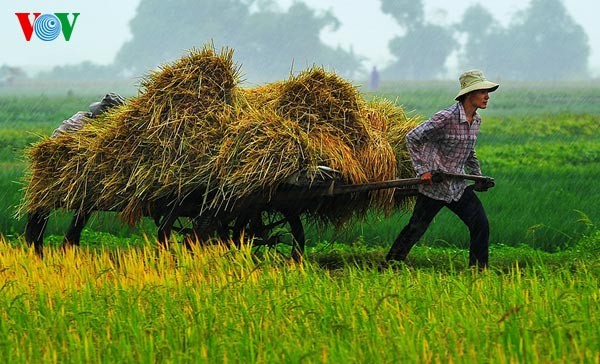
left=386, top=69, right=499, bottom=268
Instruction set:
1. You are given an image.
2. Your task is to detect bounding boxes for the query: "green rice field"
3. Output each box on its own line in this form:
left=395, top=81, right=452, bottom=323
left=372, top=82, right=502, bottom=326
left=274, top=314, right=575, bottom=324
left=0, top=82, right=598, bottom=362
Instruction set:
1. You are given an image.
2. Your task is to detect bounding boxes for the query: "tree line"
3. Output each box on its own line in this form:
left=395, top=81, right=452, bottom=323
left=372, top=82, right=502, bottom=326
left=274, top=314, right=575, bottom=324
left=31, top=0, right=591, bottom=82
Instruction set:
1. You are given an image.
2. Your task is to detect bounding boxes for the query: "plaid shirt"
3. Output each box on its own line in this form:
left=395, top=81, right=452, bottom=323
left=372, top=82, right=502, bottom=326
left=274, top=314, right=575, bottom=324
left=406, top=102, right=482, bottom=202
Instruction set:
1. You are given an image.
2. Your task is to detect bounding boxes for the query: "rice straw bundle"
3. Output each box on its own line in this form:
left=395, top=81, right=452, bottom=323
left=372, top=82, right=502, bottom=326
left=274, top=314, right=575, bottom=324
left=277, top=68, right=370, bottom=148
left=21, top=46, right=421, bottom=230
left=214, top=68, right=417, bottom=223
left=92, top=46, right=239, bottom=223
left=212, top=107, right=305, bottom=210
left=21, top=132, right=84, bottom=214
left=363, top=98, right=422, bottom=211
left=366, top=98, right=422, bottom=181
left=22, top=45, right=240, bottom=224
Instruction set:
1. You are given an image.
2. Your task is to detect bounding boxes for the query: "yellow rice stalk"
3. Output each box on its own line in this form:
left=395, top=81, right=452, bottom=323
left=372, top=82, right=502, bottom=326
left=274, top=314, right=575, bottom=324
left=20, top=132, right=83, bottom=214
left=276, top=67, right=370, bottom=147
left=21, top=47, right=420, bottom=229
left=21, top=45, right=240, bottom=225
left=365, top=98, right=422, bottom=210
left=213, top=68, right=409, bottom=224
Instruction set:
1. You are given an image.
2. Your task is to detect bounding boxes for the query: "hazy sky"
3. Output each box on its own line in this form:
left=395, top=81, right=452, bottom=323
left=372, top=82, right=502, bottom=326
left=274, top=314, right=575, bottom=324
left=1, top=0, right=599, bottom=77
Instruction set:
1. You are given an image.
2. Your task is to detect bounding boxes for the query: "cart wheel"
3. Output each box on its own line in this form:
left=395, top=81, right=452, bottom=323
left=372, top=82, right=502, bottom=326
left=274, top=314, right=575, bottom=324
left=170, top=215, right=221, bottom=248
left=246, top=211, right=305, bottom=262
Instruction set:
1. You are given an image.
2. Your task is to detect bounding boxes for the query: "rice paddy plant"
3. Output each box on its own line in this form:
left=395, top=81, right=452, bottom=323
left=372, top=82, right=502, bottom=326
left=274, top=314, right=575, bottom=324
left=370, top=80, right=600, bottom=117
left=0, top=239, right=598, bottom=363
left=0, top=77, right=598, bottom=364
left=308, top=162, right=599, bottom=252
left=0, top=95, right=95, bottom=126
left=0, top=166, right=25, bottom=236
left=1, top=84, right=599, bottom=251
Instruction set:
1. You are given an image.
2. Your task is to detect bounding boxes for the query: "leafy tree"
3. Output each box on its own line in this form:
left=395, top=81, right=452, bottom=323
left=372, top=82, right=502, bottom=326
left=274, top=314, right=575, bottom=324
left=510, top=0, right=589, bottom=80
left=456, top=4, right=500, bottom=70
left=459, top=0, right=589, bottom=80
left=380, top=0, right=423, bottom=30
left=0, top=65, right=26, bottom=85
left=380, top=0, right=456, bottom=79
left=384, top=25, right=455, bottom=79
left=241, top=3, right=363, bottom=80
left=114, top=0, right=249, bottom=75
left=114, top=0, right=362, bottom=82
left=37, top=62, right=119, bottom=81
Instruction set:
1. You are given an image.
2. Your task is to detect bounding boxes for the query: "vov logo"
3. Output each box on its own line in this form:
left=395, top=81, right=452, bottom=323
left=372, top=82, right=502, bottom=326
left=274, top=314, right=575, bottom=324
left=15, top=13, right=80, bottom=41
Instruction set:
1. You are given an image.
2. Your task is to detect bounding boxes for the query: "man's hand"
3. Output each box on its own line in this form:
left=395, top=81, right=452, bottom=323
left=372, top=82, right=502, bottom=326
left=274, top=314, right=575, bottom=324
left=473, top=178, right=495, bottom=192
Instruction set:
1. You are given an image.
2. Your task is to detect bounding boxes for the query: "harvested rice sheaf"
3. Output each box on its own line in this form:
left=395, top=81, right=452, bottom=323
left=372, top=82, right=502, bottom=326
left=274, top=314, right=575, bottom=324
left=217, top=68, right=420, bottom=223
left=364, top=98, right=422, bottom=211
left=21, top=45, right=240, bottom=223
left=277, top=68, right=369, bottom=144
left=91, top=46, right=240, bottom=223
left=21, top=132, right=84, bottom=214
left=21, top=46, right=420, bottom=229
left=236, top=68, right=372, bottom=185
left=365, top=97, right=421, bottom=180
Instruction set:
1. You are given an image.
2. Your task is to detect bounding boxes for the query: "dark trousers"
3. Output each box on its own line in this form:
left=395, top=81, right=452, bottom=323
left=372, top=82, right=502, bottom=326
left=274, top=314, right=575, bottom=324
left=386, top=187, right=489, bottom=267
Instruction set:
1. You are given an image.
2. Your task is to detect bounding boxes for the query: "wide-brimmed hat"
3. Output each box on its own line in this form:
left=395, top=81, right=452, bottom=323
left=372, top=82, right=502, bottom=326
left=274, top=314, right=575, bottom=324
left=455, top=69, right=499, bottom=101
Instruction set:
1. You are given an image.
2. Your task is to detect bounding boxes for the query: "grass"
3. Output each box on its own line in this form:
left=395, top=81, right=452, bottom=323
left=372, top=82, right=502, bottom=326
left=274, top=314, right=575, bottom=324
left=0, top=239, right=598, bottom=363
